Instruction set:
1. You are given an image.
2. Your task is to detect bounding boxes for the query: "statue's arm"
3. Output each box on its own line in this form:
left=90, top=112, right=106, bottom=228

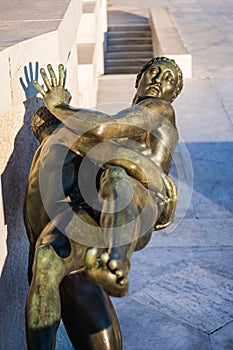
left=94, top=98, right=179, bottom=174
left=33, top=64, right=111, bottom=132
left=141, top=99, right=179, bottom=174
left=150, top=121, right=179, bottom=174
left=33, top=65, right=167, bottom=140
left=33, top=64, right=150, bottom=140
left=33, top=65, right=177, bottom=151
left=83, top=97, right=178, bottom=142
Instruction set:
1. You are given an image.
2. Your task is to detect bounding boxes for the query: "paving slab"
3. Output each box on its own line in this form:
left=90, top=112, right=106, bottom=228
left=96, top=1, right=233, bottom=349
left=151, top=218, right=233, bottom=248
left=130, top=249, right=233, bottom=333
left=113, top=298, right=211, bottom=350
left=210, top=321, right=233, bottom=350
left=0, top=0, right=232, bottom=349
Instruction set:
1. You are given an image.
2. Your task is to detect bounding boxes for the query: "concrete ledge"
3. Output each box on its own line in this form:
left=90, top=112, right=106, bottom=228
left=78, top=43, right=95, bottom=64
left=77, top=43, right=97, bottom=106
left=83, top=0, right=96, bottom=13
left=0, top=1, right=107, bottom=347
left=0, top=0, right=81, bottom=118
left=77, top=0, right=107, bottom=107
left=149, top=7, right=192, bottom=78
left=0, top=0, right=71, bottom=51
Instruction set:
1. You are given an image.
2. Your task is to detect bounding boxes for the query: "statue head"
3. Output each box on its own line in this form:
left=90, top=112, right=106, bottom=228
left=31, top=107, right=61, bottom=143
left=132, top=57, right=183, bottom=105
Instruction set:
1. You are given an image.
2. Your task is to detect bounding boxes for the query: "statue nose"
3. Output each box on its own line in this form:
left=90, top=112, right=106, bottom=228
left=152, top=73, right=162, bottom=84
left=152, top=78, right=161, bottom=85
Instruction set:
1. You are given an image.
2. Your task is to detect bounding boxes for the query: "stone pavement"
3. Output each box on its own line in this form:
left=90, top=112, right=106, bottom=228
left=1, top=0, right=230, bottom=349
left=85, top=1, right=233, bottom=349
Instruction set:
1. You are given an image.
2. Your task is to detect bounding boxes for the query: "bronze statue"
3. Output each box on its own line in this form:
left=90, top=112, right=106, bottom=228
left=24, top=57, right=183, bottom=349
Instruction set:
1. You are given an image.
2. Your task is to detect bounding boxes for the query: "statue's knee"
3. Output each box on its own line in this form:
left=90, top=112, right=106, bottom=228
left=106, top=166, right=127, bottom=179
left=39, top=225, right=71, bottom=258
left=100, top=167, right=136, bottom=206
left=33, top=244, right=66, bottom=276
left=100, top=167, right=128, bottom=189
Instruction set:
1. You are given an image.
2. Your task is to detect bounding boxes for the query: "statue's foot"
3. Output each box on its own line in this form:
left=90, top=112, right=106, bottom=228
left=84, top=248, right=129, bottom=297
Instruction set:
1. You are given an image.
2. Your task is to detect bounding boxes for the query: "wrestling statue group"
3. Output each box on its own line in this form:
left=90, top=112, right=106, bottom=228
left=23, top=57, right=183, bottom=349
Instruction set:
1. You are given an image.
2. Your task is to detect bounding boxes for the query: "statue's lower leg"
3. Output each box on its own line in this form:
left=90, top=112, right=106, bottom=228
left=26, top=244, right=67, bottom=350
left=85, top=166, right=157, bottom=297
left=60, top=272, right=122, bottom=350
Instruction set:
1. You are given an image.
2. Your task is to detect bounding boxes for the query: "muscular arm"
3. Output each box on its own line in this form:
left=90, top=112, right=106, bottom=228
left=149, top=119, right=178, bottom=174
left=138, top=98, right=179, bottom=173
left=48, top=98, right=177, bottom=156
left=33, top=64, right=178, bottom=175
left=46, top=101, right=161, bottom=142
left=33, top=65, right=172, bottom=141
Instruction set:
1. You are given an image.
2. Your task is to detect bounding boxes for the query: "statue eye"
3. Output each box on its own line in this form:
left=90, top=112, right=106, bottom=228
left=165, top=75, right=175, bottom=84
left=150, top=68, right=158, bottom=75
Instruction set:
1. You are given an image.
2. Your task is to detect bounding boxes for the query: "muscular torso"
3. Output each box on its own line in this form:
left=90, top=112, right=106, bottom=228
left=24, top=97, right=178, bottom=246
left=71, top=97, right=178, bottom=173
left=24, top=135, right=80, bottom=244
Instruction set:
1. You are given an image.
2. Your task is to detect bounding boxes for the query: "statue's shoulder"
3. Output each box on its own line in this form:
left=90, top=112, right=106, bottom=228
left=137, top=97, right=172, bottom=109
left=137, top=97, right=175, bottom=124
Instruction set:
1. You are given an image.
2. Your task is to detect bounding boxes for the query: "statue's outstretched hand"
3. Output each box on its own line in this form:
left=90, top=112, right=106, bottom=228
left=33, top=64, right=71, bottom=112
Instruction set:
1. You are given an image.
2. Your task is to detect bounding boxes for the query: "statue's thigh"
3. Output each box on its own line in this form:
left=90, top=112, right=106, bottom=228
left=60, top=272, right=122, bottom=350
left=29, top=227, right=71, bottom=287
left=100, top=165, right=157, bottom=214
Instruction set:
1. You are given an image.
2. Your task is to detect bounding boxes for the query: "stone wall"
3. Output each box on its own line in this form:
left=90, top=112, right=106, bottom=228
left=0, top=0, right=107, bottom=348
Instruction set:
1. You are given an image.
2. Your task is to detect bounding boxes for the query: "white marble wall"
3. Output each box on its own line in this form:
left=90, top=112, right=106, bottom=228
left=0, top=0, right=106, bottom=348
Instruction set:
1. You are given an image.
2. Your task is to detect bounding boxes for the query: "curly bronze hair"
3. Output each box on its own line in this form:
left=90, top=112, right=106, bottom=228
left=31, top=106, right=61, bottom=142
left=135, top=57, right=183, bottom=102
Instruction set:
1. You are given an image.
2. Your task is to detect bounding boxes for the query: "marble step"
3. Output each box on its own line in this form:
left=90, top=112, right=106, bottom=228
left=106, top=44, right=153, bottom=52
left=105, top=58, right=150, bottom=67
left=105, top=23, right=153, bottom=74
left=108, top=24, right=151, bottom=32
left=107, top=37, right=152, bottom=46
left=104, top=66, right=143, bottom=74
left=105, top=51, right=153, bottom=59
left=108, top=31, right=152, bottom=39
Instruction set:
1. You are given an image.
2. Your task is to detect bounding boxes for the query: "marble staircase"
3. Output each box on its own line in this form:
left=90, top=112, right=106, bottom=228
left=104, top=23, right=153, bottom=74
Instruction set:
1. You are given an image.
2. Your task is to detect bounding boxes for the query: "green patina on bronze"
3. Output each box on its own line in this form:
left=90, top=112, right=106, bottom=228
left=24, top=57, right=183, bottom=350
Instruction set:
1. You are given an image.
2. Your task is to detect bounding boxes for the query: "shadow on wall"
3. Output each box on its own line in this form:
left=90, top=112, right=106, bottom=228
left=0, top=62, right=44, bottom=349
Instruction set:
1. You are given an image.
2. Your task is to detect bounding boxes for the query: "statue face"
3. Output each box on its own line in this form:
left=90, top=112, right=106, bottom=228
left=136, top=60, right=178, bottom=102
